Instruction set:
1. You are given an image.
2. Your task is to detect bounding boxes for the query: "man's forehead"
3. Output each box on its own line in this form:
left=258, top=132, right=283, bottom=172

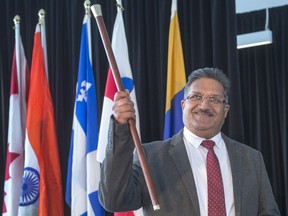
left=190, top=78, right=224, bottom=90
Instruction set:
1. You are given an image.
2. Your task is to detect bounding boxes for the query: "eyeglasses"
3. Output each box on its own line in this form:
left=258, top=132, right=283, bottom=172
left=184, top=94, right=227, bottom=106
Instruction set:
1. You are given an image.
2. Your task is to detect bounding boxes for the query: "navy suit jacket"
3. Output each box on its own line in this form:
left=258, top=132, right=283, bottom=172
left=99, top=119, right=280, bottom=216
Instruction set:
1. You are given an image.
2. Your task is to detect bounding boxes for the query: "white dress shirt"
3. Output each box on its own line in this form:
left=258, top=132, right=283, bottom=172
left=183, top=127, right=235, bottom=216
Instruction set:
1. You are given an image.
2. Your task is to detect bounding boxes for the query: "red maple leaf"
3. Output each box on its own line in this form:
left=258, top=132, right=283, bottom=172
left=4, top=144, right=20, bottom=181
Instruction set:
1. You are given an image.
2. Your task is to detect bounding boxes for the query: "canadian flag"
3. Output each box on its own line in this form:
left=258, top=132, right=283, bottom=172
left=2, top=18, right=29, bottom=216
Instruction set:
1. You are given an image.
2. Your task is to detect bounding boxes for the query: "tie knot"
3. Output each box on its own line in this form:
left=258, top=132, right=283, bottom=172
left=202, top=140, right=215, bottom=150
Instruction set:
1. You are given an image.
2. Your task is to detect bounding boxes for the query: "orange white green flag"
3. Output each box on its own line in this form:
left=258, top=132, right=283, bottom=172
left=18, top=22, right=64, bottom=216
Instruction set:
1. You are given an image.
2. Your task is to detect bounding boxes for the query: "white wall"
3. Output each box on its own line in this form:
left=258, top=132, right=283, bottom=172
left=236, top=0, right=288, bottom=13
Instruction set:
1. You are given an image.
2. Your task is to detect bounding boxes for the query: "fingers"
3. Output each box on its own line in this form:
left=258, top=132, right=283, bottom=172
left=113, top=91, right=136, bottom=124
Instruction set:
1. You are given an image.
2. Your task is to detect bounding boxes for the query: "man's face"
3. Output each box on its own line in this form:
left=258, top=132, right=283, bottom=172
left=181, top=78, right=230, bottom=139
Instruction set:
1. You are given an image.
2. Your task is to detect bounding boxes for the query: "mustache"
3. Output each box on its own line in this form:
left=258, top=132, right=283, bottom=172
left=192, top=108, right=215, bottom=116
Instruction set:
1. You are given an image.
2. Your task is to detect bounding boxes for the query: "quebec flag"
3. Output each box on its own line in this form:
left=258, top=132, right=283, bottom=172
left=66, top=13, right=104, bottom=216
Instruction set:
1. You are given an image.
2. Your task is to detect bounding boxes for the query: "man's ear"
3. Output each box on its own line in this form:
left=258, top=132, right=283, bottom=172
left=224, top=104, right=230, bottom=118
left=181, top=100, right=185, bottom=110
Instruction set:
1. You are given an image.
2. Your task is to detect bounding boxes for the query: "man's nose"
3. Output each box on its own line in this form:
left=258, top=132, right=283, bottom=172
left=198, top=97, right=211, bottom=108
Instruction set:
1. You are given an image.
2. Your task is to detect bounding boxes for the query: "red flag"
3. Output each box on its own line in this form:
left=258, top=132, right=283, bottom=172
left=114, top=212, right=135, bottom=216
left=18, top=24, right=64, bottom=216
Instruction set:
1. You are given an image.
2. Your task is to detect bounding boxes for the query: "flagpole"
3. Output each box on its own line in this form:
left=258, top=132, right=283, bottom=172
left=84, top=0, right=92, bottom=62
left=38, top=9, right=49, bottom=80
left=13, top=15, right=21, bottom=91
left=13, top=15, right=25, bottom=130
left=90, top=4, right=160, bottom=211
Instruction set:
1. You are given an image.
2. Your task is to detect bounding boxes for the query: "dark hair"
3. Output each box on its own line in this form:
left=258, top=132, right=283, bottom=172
left=184, top=68, right=231, bottom=102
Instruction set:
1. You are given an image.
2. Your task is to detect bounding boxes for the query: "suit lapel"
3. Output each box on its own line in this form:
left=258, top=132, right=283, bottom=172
left=223, top=134, right=242, bottom=216
left=168, top=130, right=201, bottom=216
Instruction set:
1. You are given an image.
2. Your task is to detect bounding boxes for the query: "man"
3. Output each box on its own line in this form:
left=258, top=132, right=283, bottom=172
left=99, top=68, right=280, bottom=216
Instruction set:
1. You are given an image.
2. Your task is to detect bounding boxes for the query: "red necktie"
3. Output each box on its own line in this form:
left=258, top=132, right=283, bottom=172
left=202, top=140, right=226, bottom=216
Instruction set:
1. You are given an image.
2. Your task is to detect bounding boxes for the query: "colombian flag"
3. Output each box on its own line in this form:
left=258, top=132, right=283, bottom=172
left=163, top=0, right=186, bottom=140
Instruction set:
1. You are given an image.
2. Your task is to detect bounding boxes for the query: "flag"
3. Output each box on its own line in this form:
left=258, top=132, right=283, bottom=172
left=163, top=0, right=186, bottom=140
left=97, top=0, right=140, bottom=163
left=115, top=208, right=144, bottom=216
left=65, top=13, right=104, bottom=216
left=97, top=1, right=142, bottom=215
left=2, top=18, right=29, bottom=216
left=18, top=23, right=64, bottom=216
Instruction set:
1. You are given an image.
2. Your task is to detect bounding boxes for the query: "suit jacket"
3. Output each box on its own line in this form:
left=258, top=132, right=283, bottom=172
left=99, top=119, right=280, bottom=216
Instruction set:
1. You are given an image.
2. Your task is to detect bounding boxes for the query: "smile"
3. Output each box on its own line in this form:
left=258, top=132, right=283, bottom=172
left=192, top=109, right=215, bottom=117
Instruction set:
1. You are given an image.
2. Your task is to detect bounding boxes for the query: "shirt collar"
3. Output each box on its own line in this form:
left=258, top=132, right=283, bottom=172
left=183, top=127, right=223, bottom=149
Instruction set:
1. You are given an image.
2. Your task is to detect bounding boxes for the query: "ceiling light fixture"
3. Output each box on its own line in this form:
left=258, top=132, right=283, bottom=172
left=237, top=8, right=273, bottom=49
